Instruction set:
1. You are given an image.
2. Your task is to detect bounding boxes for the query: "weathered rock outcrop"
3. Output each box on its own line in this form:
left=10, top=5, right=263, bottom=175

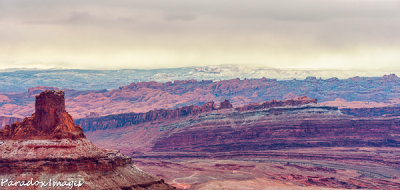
left=0, top=90, right=85, bottom=139
left=235, top=96, right=317, bottom=111
left=77, top=100, right=234, bottom=132
left=0, top=116, right=22, bottom=129
left=0, top=90, right=174, bottom=190
left=219, top=99, right=233, bottom=109
left=0, top=138, right=174, bottom=189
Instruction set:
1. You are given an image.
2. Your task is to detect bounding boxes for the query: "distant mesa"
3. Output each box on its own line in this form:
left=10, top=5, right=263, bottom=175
left=235, top=96, right=317, bottom=112
left=219, top=99, right=233, bottom=109
left=383, top=73, right=399, bottom=80
left=305, top=76, right=318, bottom=81
left=200, top=101, right=217, bottom=112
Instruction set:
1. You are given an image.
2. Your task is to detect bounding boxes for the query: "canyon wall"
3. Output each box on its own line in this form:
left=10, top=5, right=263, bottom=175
left=83, top=103, right=400, bottom=157
left=77, top=97, right=316, bottom=132
left=152, top=111, right=400, bottom=153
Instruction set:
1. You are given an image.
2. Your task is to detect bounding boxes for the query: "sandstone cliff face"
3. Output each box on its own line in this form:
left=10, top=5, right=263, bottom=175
left=77, top=100, right=233, bottom=132
left=0, top=90, right=85, bottom=140
left=152, top=111, right=400, bottom=153
left=0, top=139, right=173, bottom=190
left=76, top=97, right=316, bottom=132
left=0, top=90, right=174, bottom=190
left=235, top=96, right=317, bottom=111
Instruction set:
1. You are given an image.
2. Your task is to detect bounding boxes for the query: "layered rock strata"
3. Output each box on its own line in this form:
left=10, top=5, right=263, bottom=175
left=82, top=103, right=400, bottom=156
left=235, top=96, right=317, bottom=111
left=77, top=98, right=316, bottom=132
left=77, top=100, right=234, bottom=132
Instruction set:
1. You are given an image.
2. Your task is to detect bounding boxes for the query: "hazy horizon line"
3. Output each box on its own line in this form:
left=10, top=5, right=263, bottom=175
left=1, top=64, right=400, bottom=73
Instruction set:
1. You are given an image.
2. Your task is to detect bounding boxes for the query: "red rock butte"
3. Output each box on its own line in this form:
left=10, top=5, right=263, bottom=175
left=0, top=90, right=85, bottom=139
left=0, top=90, right=174, bottom=189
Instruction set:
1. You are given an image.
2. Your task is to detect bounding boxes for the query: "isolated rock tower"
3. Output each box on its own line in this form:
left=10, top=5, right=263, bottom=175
left=0, top=90, right=85, bottom=139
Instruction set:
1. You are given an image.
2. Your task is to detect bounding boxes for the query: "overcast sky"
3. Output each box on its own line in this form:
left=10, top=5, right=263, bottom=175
left=0, top=0, right=400, bottom=70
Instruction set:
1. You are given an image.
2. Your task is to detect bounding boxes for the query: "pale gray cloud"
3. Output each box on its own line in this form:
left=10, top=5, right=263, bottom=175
left=3, top=0, right=400, bottom=22
left=0, top=0, right=400, bottom=70
left=164, top=13, right=197, bottom=21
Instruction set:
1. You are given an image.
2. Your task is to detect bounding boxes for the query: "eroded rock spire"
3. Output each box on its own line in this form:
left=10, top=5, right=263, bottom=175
left=0, top=90, right=85, bottom=139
